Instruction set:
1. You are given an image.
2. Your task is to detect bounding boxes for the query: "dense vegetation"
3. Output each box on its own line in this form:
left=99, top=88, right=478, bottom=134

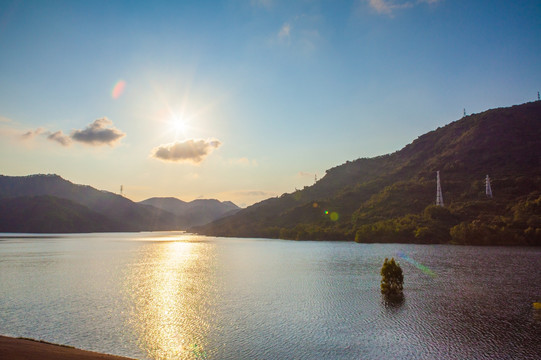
left=381, top=258, right=404, bottom=296
left=194, top=101, right=541, bottom=245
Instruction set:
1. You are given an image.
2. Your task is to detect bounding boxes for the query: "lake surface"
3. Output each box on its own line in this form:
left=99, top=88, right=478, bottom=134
left=0, top=232, right=540, bottom=359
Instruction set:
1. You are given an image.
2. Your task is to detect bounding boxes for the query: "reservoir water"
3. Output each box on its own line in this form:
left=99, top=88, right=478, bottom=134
left=0, top=232, right=540, bottom=359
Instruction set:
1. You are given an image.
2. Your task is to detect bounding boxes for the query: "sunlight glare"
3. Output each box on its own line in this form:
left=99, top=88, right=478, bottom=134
left=166, top=112, right=192, bottom=140
left=127, top=238, right=215, bottom=359
left=171, top=115, right=186, bottom=133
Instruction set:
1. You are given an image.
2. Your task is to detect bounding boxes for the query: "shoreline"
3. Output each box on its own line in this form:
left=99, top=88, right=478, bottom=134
left=0, top=335, right=137, bottom=360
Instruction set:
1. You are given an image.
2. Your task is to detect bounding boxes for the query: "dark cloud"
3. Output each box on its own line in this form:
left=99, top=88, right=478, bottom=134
left=71, top=118, right=125, bottom=146
left=151, top=138, right=222, bottom=163
left=19, top=118, right=125, bottom=147
left=47, top=130, right=72, bottom=146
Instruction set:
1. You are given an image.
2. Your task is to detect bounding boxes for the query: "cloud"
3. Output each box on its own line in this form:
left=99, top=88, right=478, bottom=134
left=272, top=15, right=323, bottom=54
left=151, top=138, right=222, bottom=163
left=71, top=117, right=126, bottom=146
left=278, top=23, right=291, bottom=39
left=366, top=0, right=440, bottom=16
left=17, top=117, right=125, bottom=147
left=47, top=130, right=72, bottom=146
left=367, top=0, right=412, bottom=15
left=21, top=128, right=45, bottom=140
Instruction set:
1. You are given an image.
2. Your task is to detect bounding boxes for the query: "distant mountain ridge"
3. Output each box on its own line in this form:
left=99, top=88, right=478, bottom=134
left=0, top=175, right=238, bottom=233
left=0, top=174, right=178, bottom=232
left=193, top=101, right=541, bottom=245
left=139, top=197, right=240, bottom=227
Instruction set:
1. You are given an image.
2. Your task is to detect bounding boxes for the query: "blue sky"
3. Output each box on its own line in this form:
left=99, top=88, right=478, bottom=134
left=0, top=0, right=539, bottom=206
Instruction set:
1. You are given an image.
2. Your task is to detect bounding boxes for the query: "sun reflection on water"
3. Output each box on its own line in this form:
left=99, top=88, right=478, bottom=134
left=126, top=238, right=215, bottom=359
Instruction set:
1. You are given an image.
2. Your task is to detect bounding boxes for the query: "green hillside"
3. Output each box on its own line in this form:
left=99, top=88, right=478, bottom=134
left=194, top=101, right=541, bottom=245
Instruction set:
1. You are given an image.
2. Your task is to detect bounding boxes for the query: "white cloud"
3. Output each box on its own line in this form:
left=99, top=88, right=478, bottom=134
left=272, top=14, right=323, bottom=54
left=368, top=0, right=412, bottom=15
left=278, top=23, right=291, bottom=39
left=368, top=0, right=391, bottom=14
left=151, top=138, right=222, bottom=164
left=366, top=0, right=440, bottom=16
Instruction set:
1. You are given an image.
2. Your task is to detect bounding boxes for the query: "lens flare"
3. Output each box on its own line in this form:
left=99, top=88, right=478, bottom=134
left=397, top=251, right=436, bottom=277
left=322, top=209, right=339, bottom=221
left=112, top=80, right=126, bottom=99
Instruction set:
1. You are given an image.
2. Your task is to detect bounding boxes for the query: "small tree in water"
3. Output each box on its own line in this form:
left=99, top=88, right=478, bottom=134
left=381, top=258, right=404, bottom=296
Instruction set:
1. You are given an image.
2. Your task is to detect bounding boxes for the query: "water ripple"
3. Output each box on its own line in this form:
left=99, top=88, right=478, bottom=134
left=1, top=235, right=540, bottom=359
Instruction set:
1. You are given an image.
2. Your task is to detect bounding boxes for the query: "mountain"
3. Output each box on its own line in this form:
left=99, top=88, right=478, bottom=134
left=193, top=101, right=541, bottom=245
left=0, top=174, right=179, bottom=232
left=139, top=197, right=240, bottom=227
left=0, top=196, right=122, bottom=233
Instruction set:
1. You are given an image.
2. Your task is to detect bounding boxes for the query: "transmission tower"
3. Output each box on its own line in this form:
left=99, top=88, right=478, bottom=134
left=485, top=175, right=493, bottom=198
left=120, top=185, right=124, bottom=197
left=436, top=171, right=444, bottom=207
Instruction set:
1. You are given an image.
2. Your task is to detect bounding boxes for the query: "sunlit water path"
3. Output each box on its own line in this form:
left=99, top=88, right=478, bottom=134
left=1, top=232, right=540, bottom=359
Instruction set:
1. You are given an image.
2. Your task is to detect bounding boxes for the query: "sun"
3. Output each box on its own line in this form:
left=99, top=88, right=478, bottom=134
left=170, top=116, right=186, bottom=133
left=155, top=101, right=200, bottom=141
left=168, top=115, right=189, bottom=140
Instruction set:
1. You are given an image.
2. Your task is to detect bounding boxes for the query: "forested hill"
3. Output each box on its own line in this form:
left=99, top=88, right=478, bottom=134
left=193, top=101, right=541, bottom=245
left=0, top=174, right=179, bottom=232
left=0, top=175, right=241, bottom=233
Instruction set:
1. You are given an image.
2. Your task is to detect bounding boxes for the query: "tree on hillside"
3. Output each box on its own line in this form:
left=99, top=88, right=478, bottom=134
left=381, top=258, right=404, bottom=296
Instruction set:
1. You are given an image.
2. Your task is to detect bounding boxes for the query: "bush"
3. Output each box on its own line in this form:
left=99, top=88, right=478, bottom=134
left=381, top=258, right=404, bottom=295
